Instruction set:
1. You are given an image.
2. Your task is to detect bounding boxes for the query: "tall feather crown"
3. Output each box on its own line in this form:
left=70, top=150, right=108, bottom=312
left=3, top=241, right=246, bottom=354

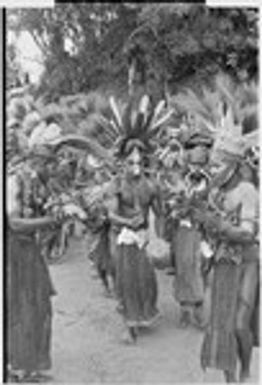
left=171, top=73, right=258, bottom=165
left=97, top=94, right=174, bottom=158
left=47, top=93, right=174, bottom=174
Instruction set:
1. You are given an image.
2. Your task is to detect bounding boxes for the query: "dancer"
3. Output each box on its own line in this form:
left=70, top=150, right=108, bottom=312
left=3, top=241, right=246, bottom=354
left=104, top=95, right=170, bottom=342
left=198, top=117, right=259, bottom=382
left=108, top=144, right=161, bottom=342
left=171, top=130, right=213, bottom=328
left=199, top=155, right=259, bottom=382
left=6, top=152, right=58, bottom=383
left=51, top=94, right=172, bottom=342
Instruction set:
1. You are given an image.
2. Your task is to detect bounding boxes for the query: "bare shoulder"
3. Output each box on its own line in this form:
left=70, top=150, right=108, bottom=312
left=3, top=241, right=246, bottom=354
left=233, top=181, right=259, bottom=219
left=238, top=181, right=258, bottom=202
left=143, top=175, right=159, bottom=197
left=103, top=175, right=121, bottom=196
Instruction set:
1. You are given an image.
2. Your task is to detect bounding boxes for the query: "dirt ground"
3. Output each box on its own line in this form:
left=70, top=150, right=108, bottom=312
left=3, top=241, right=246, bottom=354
left=48, top=235, right=259, bottom=384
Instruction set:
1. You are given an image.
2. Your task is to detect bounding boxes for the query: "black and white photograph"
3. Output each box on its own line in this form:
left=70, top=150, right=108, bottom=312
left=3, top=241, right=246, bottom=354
left=4, top=1, right=260, bottom=383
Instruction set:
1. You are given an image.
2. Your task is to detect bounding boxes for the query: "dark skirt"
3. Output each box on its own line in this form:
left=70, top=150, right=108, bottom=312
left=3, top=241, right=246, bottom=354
left=115, top=243, right=159, bottom=327
left=172, top=225, right=204, bottom=305
left=7, top=230, right=54, bottom=372
left=201, top=249, right=259, bottom=373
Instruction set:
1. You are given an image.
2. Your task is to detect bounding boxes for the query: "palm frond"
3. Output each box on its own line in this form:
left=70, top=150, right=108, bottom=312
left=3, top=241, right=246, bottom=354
left=52, top=134, right=114, bottom=166
left=173, top=91, right=207, bottom=118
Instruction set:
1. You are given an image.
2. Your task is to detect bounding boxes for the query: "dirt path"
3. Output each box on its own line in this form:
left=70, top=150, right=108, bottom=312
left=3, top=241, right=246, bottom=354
left=49, top=237, right=259, bottom=383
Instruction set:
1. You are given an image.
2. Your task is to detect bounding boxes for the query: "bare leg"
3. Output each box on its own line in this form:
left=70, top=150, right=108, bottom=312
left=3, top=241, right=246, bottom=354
left=129, top=326, right=138, bottom=342
left=179, top=303, right=191, bottom=328
left=192, top=302, right=206, bottom=329
left=224, top=370, right=237, bottom=383
left=98, top=269, right=112, bottom=297
left=121, top=325, right=137, bottom=344
left=236, top=263, right=258, bottom=382
left=236, top=304, right=253, bottom=382
left=100, top=269, right=109, bottom=289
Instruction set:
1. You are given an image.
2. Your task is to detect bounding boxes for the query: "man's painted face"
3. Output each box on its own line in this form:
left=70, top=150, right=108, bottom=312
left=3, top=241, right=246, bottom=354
left=125, top=147, right=143, bottom=178
left=187, top=145, right=208, bottom=165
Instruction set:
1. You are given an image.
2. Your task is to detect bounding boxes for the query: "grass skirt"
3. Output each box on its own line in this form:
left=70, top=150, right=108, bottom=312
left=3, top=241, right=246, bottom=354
left=201, top=245, right=259, bottom=373
left=201, top=258, right=241, bottom=372
left=7, top=230, right=54, bottom=372
left=115, top=243, right=159, bottom=327
left=173, top=225, right=204, bottom=304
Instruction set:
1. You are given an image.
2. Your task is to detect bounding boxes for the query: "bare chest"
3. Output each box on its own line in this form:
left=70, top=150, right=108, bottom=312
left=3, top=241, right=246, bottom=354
left=118, top=179, right=153, bottom=213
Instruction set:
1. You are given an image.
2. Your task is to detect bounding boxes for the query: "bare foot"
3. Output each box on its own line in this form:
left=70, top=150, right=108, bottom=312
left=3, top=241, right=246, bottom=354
left=22, top=372, right=53, bottom=383
left=192, top=307, right=206, bottom=330
left=129, top=326, right=138, bottom=342
left=224, top=370, right=237, bottom=383
left=121, top=327, right=137, bottom=345
left=179, top=310, right=190, bottom=328
left=103, top=288, right=113, bottom=298
left=239, top=369, right=250, bottom=383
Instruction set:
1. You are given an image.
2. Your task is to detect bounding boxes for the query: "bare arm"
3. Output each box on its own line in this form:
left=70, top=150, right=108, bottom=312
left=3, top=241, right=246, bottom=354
left=151, top=183, right=165, bottom=238
left=219, top=183, right=258, bottom=245
left=219, top=218, right=255, bottom=244
left=107, top=195, right=132, bottom=228
left=108, top=211, right=132, bottom=228
left=9, top=216, right=57, bottom=233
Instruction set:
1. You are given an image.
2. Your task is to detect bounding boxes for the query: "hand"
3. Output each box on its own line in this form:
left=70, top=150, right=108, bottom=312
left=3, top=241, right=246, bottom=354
left=170, top=209, right=179, bottom=219
left=204, top=214, right=221, bottom=234
left=128, top=214, right=145, bottom=230
left=49, top=217, right=59, bottom=229
left=205, top=212, right=218, bottom=226
left=53, top=209, right=64, bottom=226
left=193, top=209, right=206, bottom=224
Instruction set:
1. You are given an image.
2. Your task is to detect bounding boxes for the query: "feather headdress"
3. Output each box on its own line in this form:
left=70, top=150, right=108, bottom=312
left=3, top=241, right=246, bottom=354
left=171, top=73, right=258, bottom=165
left=96, top=94, right=174, bottom=158
left=210, top=75, right=258, bottom=165
left=51, top=94, right=174, bottom=170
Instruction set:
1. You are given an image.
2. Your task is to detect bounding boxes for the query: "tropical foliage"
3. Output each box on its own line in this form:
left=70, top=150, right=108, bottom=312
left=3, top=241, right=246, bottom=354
left=7, top=4, right=258, bottom=101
